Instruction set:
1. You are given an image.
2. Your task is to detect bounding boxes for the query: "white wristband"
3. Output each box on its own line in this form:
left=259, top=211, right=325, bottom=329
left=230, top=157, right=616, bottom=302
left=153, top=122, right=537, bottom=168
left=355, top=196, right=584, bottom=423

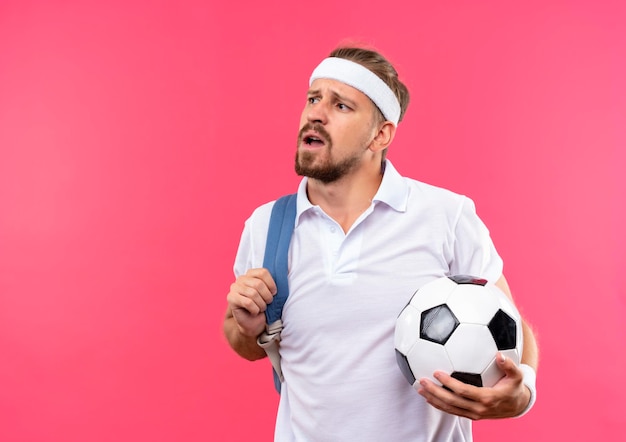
left=515, top=364, right=537, bottom=418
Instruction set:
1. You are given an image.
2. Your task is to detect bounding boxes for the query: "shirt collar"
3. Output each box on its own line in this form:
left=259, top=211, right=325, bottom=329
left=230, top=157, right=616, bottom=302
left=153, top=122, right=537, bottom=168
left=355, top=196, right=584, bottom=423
left=372, top=160, right=409, bottom=212
left=294, top=160, right=409, bottom=226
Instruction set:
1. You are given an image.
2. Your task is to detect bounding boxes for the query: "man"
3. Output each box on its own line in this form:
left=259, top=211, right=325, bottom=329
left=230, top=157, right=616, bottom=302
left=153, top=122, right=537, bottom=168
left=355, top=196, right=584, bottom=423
left=223, top=46, right=538, bottom=441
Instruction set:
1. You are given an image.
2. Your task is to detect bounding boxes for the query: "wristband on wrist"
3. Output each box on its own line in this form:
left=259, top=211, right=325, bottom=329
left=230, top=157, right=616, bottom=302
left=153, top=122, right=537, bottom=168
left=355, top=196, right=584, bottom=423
left=515, top=364, right=537, bottom=418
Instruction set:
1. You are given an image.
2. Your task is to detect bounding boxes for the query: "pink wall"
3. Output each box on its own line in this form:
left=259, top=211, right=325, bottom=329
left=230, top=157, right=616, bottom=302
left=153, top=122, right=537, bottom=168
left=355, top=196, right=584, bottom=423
left=1, top=1, right=624, bottom=440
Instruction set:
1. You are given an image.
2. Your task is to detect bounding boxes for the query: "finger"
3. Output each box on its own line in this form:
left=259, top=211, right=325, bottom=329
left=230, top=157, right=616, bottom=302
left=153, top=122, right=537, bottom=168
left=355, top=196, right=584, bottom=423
left=228, top=279, right=271, bottom=315
left=230, top=306, right=267, bottom=337
left=417, top=378, right=479, bottom=420
left=433, top=371, right=481, bottom=401
left=241, top=276, right=275, bottom=305
left=245, top=268, right=278, bottom=296
left=496, top=353, right=523, bottom=380
left=227, top=288, right=263, bottom=316
left=233, top=269, right=276, bottom=303
left=418, top=376, right=471, bottom=409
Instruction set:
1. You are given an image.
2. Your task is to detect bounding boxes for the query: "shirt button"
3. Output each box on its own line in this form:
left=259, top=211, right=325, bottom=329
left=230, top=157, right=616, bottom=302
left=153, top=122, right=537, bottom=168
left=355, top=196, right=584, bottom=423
left=330, top=226, right=336, bottom=233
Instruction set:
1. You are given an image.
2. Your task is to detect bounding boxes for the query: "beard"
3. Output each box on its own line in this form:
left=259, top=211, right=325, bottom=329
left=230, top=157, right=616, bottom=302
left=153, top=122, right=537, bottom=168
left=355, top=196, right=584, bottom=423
left=295, top=150, right=362, bottom=184
left=294, top=123, right=363, bottom=184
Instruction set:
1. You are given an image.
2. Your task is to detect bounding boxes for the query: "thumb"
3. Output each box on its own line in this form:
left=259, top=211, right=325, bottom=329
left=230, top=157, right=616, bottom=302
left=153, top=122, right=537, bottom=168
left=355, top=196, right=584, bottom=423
left=496, top=353, right=523, bottom=379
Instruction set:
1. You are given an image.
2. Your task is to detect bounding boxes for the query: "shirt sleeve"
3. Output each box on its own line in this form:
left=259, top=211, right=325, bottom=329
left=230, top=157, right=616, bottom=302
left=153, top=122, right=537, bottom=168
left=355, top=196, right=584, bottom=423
left=232, top=201, right=274, bottom=278
left=449, top=196, right=503, bottom=283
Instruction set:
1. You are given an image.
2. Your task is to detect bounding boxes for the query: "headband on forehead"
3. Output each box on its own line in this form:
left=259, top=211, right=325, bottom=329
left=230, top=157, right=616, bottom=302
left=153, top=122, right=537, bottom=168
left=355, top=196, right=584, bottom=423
left=309, top=57, right=401, bottom=125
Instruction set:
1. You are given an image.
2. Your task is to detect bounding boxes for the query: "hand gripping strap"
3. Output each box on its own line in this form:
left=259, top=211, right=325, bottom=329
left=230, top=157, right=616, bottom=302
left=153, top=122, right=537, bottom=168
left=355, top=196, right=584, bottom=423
left=259, top=194, right=297, bottom=393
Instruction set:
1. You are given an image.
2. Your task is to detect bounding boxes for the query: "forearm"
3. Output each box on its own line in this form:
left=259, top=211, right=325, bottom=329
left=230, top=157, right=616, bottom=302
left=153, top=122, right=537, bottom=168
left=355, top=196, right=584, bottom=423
left=223, top=314, right=268, bottom=361
left=495, top=275, right=539, bottom=370
left=521, top=320, right=539, bottom=370
left=513, top=319, right=538, bottom=417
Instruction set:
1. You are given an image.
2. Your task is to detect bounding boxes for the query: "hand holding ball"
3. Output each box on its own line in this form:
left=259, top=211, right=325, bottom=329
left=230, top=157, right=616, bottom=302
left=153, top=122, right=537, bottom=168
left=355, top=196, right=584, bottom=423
left=394, top=275, right=523, bottom=389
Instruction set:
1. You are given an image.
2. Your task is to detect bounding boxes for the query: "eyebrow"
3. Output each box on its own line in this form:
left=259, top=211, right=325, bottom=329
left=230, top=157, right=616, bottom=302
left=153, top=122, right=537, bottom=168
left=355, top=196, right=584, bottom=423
left=307, top=88, right=358, bottom=108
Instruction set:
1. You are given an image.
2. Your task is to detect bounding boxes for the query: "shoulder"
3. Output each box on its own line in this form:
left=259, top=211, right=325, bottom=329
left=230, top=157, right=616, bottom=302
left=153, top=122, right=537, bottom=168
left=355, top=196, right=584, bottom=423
left=408, top=178, right=465, bottom=201
left=383, top=161, right=469, bottom=210
left=233, top=199, right=277, bottom=274
left=404, top=177, right=471, bottom=216
left=244, top=199, right=276, bottom=234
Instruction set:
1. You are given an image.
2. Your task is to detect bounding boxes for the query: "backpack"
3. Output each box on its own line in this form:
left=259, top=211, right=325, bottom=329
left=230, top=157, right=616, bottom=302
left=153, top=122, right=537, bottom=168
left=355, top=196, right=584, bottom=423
left=256, top=194, right=298, bottom=393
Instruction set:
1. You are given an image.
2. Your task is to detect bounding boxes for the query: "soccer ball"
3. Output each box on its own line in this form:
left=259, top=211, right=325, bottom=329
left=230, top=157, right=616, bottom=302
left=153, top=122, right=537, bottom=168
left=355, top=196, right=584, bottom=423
left=394, top=275, right=523, bottom=389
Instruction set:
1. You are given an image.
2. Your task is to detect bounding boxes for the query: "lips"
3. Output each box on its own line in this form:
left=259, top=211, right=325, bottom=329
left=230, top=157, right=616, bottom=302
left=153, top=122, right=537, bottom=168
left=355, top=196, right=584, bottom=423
left=300, top=130, right=327, bottom=148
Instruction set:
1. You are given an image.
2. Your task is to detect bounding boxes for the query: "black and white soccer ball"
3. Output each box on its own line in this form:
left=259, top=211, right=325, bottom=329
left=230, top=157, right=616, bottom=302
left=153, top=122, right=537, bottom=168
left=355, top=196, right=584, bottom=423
left=394, top=275, right=523, bottom=389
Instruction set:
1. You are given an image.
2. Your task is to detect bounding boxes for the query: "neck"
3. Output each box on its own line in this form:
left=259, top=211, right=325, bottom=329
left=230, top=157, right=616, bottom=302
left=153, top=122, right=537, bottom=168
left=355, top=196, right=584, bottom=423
left=306, top=161, right=384, bottom=233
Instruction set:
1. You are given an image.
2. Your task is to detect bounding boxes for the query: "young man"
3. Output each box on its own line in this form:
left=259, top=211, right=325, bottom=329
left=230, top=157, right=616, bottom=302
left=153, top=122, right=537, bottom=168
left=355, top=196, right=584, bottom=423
left=224, top=46, right=539, bottom=441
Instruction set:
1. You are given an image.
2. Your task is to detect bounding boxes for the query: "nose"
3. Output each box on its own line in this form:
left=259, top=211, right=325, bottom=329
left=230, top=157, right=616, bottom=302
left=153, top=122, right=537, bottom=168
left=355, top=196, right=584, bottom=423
left=305, top=99, right=328, bottom=125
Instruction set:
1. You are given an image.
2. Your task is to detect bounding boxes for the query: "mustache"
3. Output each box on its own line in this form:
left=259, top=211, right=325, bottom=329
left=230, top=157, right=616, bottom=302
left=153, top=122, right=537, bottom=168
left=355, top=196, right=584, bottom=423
left=298, top=123, right=332, bottom=144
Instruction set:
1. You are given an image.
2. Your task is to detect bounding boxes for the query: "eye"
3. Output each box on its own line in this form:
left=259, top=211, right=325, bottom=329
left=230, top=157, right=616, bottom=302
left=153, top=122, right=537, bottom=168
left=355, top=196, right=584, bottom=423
left=337, top=103, right=351, bottom=111
left=308, top=96, right=320, bottom=104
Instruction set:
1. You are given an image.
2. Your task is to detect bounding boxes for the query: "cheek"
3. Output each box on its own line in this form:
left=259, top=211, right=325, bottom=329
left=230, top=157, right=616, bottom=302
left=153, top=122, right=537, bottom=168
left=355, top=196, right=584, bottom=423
left=344, top=124, right=370, bottom=144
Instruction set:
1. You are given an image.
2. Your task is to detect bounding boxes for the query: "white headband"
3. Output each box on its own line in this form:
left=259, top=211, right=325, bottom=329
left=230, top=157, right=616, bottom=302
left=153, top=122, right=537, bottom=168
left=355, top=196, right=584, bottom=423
left=309, top=57, right=401, bottom=125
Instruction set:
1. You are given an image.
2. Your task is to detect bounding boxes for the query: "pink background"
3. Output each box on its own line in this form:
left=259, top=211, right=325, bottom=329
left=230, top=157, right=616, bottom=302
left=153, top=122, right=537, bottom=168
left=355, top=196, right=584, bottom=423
left=1, top=1, right=625, bottom=440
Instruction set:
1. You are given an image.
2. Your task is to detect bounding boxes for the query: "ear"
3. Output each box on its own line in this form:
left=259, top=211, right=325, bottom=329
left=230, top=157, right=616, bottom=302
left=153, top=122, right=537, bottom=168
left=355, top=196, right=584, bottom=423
left=369, top=121, right=396, bottom=153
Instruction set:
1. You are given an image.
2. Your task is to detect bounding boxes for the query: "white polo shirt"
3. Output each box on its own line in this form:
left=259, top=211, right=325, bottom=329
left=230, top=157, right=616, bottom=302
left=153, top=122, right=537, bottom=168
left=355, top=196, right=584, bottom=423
left=233, top=161, right=503, bottom=442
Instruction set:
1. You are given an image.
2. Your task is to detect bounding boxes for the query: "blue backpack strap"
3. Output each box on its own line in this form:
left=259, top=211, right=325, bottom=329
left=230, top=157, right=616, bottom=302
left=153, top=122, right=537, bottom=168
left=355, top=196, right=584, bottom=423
left=263, top=194, right=297, bottom=325
left=262, top=193, right=297, bottom=392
